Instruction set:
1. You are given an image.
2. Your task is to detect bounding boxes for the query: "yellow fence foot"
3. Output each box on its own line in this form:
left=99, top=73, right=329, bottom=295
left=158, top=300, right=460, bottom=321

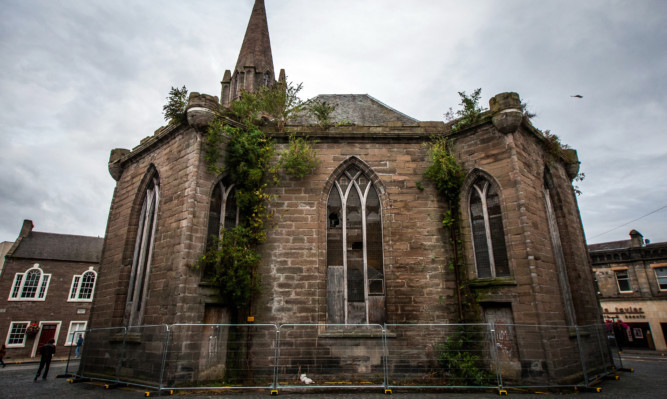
left=498, top=389, right=508, bottom=395
left=270, top=389, right=279, bottom=395
left=384, top=389, right=392, bottom=395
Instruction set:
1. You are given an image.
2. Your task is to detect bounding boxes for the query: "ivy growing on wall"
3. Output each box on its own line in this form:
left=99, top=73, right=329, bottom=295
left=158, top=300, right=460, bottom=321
left=196, top=81, right=318, bottom=312
left=423, top=137, right=468, bottom=321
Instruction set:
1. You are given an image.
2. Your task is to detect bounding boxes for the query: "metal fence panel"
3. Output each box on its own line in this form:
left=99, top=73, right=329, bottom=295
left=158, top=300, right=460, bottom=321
left=276, top=324, right=385, bottom=389
left=501, top=324, right=584, bottom=388
left=576, top=324, right=616, bottom=383
left=385, top=323, right=498, bottom=389
left=77, top=322, right=615, bottom=393
left=77, top=327, right=127, bottom=383
left=162, top=324, right=278, bottom=390
left=116, top=325, right=169, bottom=389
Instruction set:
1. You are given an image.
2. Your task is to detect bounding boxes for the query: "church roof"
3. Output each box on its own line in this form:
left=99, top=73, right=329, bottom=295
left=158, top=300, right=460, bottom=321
left=292, top=94, right=418, bottom=126
left=234, top=0, right=274, bottom=76
left=11, top=232, right=104, bottom=263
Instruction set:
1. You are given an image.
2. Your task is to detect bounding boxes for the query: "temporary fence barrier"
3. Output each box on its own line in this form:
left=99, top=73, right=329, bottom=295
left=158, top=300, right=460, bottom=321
left=385, top=323, right=499, bottom=389
left=275, top=324, right=386, bottom=390
left=163, top=324, right=278, bottom=391
left=72, top=322, right=618, bottom=394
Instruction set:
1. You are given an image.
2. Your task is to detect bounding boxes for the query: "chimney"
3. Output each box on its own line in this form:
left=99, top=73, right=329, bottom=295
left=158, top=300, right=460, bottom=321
left=629, top=229, right=644, bottom=248
left=19, top=219, right=34, bottom=238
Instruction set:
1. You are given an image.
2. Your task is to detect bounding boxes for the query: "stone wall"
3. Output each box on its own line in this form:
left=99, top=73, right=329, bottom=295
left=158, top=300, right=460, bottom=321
left=256, top=135, right=455, bottom=325
left=92, top=124, right=213, bottom=328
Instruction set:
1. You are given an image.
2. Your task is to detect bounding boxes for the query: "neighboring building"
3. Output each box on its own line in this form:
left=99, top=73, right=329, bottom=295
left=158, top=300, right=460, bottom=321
left=590, top=230, right=667, bottom=351
left=0, top=240, right=13, bottom=276
left=0, top=220, right=104, bottom=359
left=88, top=0, right=603, bottom=385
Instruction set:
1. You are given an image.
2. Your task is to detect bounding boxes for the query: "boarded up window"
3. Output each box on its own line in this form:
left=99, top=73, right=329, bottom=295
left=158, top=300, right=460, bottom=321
left=326, top=165, right=385, bottom=324
left=204, top=176, right=239, bottom=278
left=127, top=175, right=159, bottom=326
left=469, top=177, right=509, bottom=279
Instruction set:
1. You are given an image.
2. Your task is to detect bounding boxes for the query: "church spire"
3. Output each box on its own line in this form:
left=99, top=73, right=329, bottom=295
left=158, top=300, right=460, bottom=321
left=221, top=0, right=276, bottom=106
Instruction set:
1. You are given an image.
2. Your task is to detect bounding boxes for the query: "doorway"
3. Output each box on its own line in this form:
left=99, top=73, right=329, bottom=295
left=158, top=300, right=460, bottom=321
left=32, top=323, right=60, bottom=357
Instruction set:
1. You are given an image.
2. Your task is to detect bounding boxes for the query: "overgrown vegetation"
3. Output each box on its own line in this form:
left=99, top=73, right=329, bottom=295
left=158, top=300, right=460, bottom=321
left=257, top=80, right=305, bottom=132
left=195, top=80, right=318, bottom=313
left=573, top=172, right=586, bottom=196
left=543, top=130, right=577, bottom=164
left=444, top=88, right=487, bottom=132
left=308, top=99, right=337, bottom=128
left=542, top=130, right=586, bottom=195
left=436, top=325, right=495, bottom=386
left=423, top=137, right=468, bottom=321
left=163, top=85, right=188, bottom=125
left=277, top=135, right=320, bottom=178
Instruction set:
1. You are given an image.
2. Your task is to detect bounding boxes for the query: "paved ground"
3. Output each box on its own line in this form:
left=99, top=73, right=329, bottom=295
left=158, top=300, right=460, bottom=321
left=1, top=350, right=665, bottom=398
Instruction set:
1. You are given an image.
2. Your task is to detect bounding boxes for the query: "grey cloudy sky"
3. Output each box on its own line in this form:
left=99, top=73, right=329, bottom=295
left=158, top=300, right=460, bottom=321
left=0, top=0, right=665, bottom=244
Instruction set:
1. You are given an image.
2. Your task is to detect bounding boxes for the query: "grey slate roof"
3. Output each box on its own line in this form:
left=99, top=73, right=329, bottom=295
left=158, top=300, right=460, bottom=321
left=588, top=240, right=632, bottom=252
left=11, top=232, right=104, bottom=263
left=291, top=94, right=419, bottom=126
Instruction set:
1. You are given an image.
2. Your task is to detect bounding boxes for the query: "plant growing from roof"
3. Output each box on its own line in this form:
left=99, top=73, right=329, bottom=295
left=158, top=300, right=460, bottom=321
left=162, top=85, right=188, bottom=125
left=444, top=88, right=487, bottom=132
left=308, top=99, right=337, bottom=128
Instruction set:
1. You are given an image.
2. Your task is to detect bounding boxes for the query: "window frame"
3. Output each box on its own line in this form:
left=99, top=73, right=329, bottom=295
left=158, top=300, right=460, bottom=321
left=326, top=165, right=385, bottom=324
left=5, top=321, right=30, bottom=348
left=68, top=266, right=97, bottom=302
left=126, top=174, right=160, bottom=327
left=468, top=177, right=510, bottom=279
left=65, top=321, right=87, bottom=346
left=615, top=269, right=633, bottom=293
left=654, top=267, right=667, bottom=291
left=8, top=264, right=51, bottom=301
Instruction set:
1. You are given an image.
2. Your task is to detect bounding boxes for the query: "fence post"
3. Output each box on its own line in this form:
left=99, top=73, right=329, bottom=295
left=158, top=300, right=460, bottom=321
left=575, top=326, right=590, bottom=387
left=272, top=326, right=281, bottom=392
left=382, top=324, right=389, bottom=392
left=158, top=325, right=171, bottom=392
left=488, top=323, right=503, bottom=391
left=112, top=327, right=127, bottom=384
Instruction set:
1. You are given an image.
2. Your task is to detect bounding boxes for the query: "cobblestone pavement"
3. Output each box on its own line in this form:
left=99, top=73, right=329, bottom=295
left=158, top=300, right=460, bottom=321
left=1, top=353, right=666, bottom=398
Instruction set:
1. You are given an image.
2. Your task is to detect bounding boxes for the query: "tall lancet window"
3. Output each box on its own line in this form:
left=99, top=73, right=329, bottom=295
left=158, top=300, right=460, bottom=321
left=126, top=175, right=159, bottom=326
left=544, top=173, right=576, bottom=325
left=327, top=165, right=385, bottom=324
left=469, top=177, right=509, bottom=278
left=204, top=176, right=239, bottom=278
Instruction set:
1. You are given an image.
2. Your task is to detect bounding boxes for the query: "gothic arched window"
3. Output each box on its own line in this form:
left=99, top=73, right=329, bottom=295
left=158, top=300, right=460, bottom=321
left=469, top=177, right=509, bottom=278
left=204, top=176, right=239, bottom=278
left=126, top=174, right=159, bottom=326
left=327, top=165, right=385, bottom=324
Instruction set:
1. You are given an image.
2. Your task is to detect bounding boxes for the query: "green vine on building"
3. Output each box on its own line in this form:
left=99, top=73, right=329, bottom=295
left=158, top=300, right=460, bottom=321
left=195, top=81, right=318, bottom=313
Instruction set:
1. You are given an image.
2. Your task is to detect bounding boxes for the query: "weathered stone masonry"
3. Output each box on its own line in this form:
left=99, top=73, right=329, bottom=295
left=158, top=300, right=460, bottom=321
left=87, top=0, right=605, bottom=385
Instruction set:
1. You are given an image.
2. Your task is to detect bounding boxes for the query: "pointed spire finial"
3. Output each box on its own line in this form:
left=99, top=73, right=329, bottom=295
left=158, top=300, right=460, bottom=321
left=234, top=0, right=274, bottom=78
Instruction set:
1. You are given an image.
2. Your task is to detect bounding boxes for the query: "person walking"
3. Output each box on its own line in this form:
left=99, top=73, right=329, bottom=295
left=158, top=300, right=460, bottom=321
left=34, top=339, right=56, bottom=381
left=0, top=344, right=6, bottom=368
left=75, top=335, right=83, bottom=358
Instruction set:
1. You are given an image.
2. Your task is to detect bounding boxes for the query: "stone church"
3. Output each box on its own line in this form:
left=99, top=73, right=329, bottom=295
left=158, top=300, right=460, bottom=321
left=88, top=0, right=604, bottom=385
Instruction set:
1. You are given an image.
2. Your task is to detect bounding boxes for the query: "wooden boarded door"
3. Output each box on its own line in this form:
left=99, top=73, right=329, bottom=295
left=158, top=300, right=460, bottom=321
left=483, top=304, right=520, bottom=379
